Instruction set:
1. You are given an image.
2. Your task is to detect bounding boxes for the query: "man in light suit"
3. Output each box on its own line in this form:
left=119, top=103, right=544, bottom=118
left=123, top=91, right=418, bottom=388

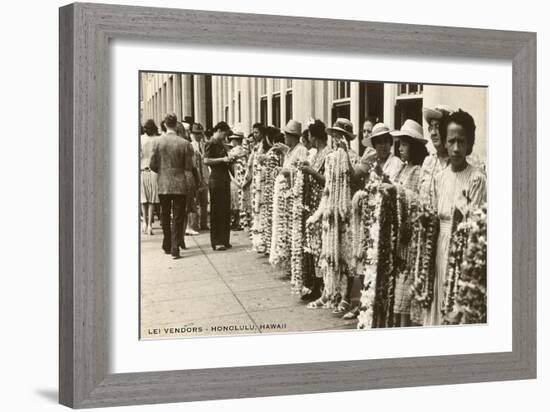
left=150, top=113, right=197, bottom=259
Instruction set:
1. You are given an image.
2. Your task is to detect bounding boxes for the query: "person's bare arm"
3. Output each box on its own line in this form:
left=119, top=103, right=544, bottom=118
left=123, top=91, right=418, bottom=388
left=351, top=148, right=376, bottom=182
left=148, top=140, right=160, bottom=173
left=302, top=165, right=325, bottom=186
left=203, top=156, right=229, bottom=166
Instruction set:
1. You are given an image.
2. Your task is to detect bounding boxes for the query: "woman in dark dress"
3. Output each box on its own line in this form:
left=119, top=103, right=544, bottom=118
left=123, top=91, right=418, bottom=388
left=204, top=121, right=233, bottom=251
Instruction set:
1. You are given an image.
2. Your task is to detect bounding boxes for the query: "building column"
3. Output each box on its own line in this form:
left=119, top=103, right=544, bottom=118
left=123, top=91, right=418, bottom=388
left=153, top=93, right=157, bottom=124
left=293, top=79, right=313, bottom=126
left=350, top=82, right=360, bottom=153
left=251, top=78, right=258, bottom=124
left=279, top=79, right=286, bottom=127
left=211, top=76, right=218, bottom=125
left=242, top=77, right=252, bottom=134
left=155, top=92, right=160, bottom=125
left=327, top=81, right=335, bottom=125
left=194, top=75, right=207, bottom=126
left=161, top=83, right=167, bottom=119
left=181, top=75, right=193, bottom=121
left=174, top=75, right=182, bottom=120
left=220, top=76, right=225, bottom=123
left=314, top=80, right=329, bottom=125
left=383, top=83, right=397, bottom=129
left=166, top=76, right=174, bottom=114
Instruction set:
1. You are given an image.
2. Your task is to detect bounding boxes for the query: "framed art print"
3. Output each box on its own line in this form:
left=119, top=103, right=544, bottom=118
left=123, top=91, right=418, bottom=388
left=59, top=3, right=536, bottom=408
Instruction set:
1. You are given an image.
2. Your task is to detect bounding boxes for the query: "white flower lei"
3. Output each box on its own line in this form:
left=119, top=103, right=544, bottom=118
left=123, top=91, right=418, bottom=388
left=356, top=182, right=382, bottom=329
left=309, top=148, right=352, bottom=303
left=290, top=167, right=306, bottom=293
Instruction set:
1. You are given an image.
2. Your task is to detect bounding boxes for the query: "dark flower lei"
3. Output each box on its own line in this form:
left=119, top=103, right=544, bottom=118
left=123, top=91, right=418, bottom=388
left=443, top=205, right=487, bottom=325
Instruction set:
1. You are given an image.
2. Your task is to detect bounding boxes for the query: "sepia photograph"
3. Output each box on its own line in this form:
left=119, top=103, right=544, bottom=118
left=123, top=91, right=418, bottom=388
left=139, top=72, right=487, bottom=339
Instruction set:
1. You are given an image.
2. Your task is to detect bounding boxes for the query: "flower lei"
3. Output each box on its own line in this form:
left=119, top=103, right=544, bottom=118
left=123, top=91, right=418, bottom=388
left=307, top=148, right=352, bottom=305
left=269, top=173, right=292, bottom=269
left=288, top=166, right=306, bottom=293
left=369, top=183, right=399, bottom=328
left=252, top=150, right=281, bottom=254
left=229, top=146, right=248, bottom=211
left=356, top=182, right=382, bottom=329
left=442, top=205, right=487, bottom=324
left=409, top=202, right=440, bottom=325
left=250, top=149, right=265, bottom=250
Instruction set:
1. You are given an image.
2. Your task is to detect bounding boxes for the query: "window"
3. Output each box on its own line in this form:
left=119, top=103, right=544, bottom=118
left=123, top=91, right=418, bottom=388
left=331, top=101, right=350, bottom=124
left=285, top=90, right=293, bottom=124
left=238, top=91, right=241, bottom=123
left=272, top=93, right=281, bottom=128
left=334, top=81, right=351, bottom=100
left=259, top=78, right=267, bottom=95
left=395, top=98, right=423, bottom=129
left=260, top=97, right=268, bottom=126
left=397, top=83, right=423, bottom=96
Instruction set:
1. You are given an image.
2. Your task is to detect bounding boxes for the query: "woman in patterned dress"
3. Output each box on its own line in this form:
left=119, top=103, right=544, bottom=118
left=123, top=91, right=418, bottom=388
left=242, top=123, right=266, bottom=233
left=299, top=120, right=332, bottom=301
left=306, top=118, right=360, bottom=313
left=227, top=131, right=248, bottom=230
left=427, top=109, right=487, bottom=326
left=140, top=119, right=160, bottom=235
left=390, top=119, right=429, bottom=327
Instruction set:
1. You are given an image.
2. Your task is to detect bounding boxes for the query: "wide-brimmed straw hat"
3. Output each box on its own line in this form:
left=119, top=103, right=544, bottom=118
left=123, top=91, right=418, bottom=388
left=283, top=119, right=302, bottom=137
left=391, top=119, right=427, bottom=144
left=423, top=105, right=454, bottom=123
left=326, top=118, right=355, bottom=140
left=367, top=122, right=392, bottom=144
left=228, top=130, right=245, bottom=140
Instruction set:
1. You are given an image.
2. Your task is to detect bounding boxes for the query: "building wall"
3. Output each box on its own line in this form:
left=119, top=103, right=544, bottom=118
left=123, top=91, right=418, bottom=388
left=140, top=73, right=486, bottom=161
left=140, top=73, right=209, bottom=130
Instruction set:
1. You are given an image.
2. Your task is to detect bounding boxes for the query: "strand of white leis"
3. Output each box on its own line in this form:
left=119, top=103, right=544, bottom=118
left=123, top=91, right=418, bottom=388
left=357, top=185, right=382, bottom=329
left=290, top=169, right=305, bottom=293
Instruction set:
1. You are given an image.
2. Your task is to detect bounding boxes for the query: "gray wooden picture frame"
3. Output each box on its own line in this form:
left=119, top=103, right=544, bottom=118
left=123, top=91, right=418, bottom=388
left=59, top=2, right=536, bottom=408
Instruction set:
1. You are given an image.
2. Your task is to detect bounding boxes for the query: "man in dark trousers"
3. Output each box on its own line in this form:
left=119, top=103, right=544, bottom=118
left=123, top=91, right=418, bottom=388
left=204, top=121, right=233, bottom=251
left=150, top=113, right=197, bottom=259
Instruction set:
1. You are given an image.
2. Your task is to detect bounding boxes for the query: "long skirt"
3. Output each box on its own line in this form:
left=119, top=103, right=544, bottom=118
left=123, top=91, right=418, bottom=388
left=209, top=178, right=231, bottom=248
left=424, top=219, right=452, bottom=326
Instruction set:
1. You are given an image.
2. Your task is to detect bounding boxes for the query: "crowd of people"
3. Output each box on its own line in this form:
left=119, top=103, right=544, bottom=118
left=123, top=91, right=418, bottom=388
left=140, top=103, right=487, bottom=328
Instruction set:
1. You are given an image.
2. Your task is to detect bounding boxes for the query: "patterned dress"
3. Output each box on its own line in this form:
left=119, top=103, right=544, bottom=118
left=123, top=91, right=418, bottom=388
left=282, top=143, right=310, bottom=183
left=426, top=163, right=487, bottom=326
left=419, top=154, right=449, bottom=206
left=392, top=163, right=422, bottom=315
left=140, top=134, right=159, bottom=204
left=302, top=146, right=332, bottom=291
left=228, top=145, right=248, bottom=210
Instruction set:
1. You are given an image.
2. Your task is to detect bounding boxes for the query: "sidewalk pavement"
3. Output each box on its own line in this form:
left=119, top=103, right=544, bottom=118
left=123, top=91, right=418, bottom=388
left=140, top=223, right=357, bottom=339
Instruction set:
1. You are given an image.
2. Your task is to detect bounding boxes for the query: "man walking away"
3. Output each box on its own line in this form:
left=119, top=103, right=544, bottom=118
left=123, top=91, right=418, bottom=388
left=150, top=113, right=197, bottom=259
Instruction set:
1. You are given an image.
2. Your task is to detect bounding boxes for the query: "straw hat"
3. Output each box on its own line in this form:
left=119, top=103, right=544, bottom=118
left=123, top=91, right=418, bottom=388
left=283, top=119, right=302, bottom=137
left=367, top=122, right=392, bottom=144
left=391, top=119, right=428, bottom=144
left=423, top=105, right=454, bottom=123
left=326, top=118, right=355, bottom=140
left=228, top=129, right=245, bottom=140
